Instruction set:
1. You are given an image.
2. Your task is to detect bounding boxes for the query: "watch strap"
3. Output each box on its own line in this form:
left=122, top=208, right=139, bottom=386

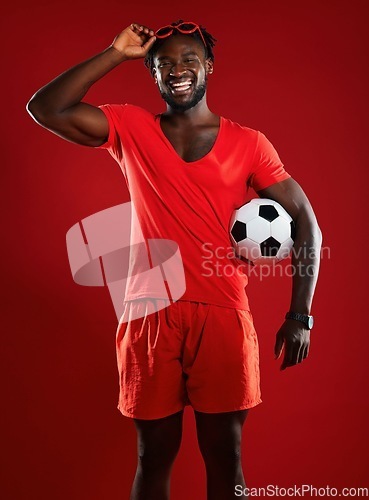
left=285, top=311, right=314, bottom=329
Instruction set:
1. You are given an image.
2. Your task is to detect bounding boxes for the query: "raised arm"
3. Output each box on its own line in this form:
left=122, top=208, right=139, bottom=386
left=26, top=23, right=156, bottom=147
left=256, top=177, right=323, bottom=370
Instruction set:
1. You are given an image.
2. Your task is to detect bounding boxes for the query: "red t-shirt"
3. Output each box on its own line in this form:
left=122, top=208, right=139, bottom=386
left=96, top=104, right=290, bottom=310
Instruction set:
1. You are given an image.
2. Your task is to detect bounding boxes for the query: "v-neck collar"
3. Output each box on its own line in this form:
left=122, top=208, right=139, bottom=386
left=155, top=113, right=224, bottom=165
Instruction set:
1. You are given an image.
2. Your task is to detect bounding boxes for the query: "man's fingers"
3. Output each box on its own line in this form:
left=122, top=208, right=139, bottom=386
left=131, top=23, right=144, bottom=32
left=277, top=325, right=310, bottom=370
left=281, top=341, right=294, bottom=370
left=302, top=343, right=310, bottom=360
left=142, top=35, right=157, bottom=51
left=131, top=23, right=154, bottom=37
left=130, top=22, right=156, bottom=52
left=297, top=345, right=305, bottom=364
left=274, top=333, right=284, bottom=360
left=283, top=340, right=309, bottom=368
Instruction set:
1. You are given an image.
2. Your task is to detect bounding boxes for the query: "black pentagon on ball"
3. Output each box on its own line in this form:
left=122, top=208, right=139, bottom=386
left=290, top=220, right=296, bottom=241
left=260, top=237, right=281, bottom=257
left=259, top=205, right=279, bottom=222
left=231, top=220, right=247, bottom=242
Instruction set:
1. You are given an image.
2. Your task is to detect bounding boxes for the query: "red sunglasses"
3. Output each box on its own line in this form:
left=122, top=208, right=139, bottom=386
left=155, top=22, right=206, bottom=49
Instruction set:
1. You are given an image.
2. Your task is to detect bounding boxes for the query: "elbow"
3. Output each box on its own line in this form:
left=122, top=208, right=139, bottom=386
left=295, top=208, right=323, bottom=246
left=316, top=224, right=323, bottom=245
left=311, top=220, right=323, bottom=247
left=26, top=95, right=52, bottom=125
left=26, top=96, right=44, bottom=123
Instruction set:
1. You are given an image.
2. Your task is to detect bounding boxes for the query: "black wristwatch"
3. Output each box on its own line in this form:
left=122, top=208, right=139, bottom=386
left=285, top=311, right=314, bottom=330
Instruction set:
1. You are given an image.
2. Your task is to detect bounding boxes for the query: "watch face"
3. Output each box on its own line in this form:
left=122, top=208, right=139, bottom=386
left=308, top=316, right=314, bottom=329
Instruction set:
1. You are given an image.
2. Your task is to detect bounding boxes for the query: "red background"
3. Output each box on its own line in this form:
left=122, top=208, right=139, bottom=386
left=2, top=0, right=369, bottom=498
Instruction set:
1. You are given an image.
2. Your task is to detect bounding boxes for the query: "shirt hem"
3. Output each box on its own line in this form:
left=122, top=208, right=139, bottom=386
left=124, top=292, right=250, bottom=311
left=253, top=172, right=291, bottom=192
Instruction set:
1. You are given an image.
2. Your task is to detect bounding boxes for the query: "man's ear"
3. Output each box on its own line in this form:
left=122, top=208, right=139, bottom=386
left=206, top=59, right=214, bottom=75
left=152, top=68, right=158, bottom=84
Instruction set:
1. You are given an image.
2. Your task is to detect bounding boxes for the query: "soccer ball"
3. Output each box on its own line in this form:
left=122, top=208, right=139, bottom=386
left=229, top=198, right=296, bottom=266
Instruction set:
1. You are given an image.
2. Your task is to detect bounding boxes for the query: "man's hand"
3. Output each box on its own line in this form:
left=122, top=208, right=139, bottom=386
left=256, top=178, right=321, bottom=372
left=111, top=23, right=156, bottom=60
left=274, top=319, right=310, bottom=370
left=27, top=22, right=157, bottom=146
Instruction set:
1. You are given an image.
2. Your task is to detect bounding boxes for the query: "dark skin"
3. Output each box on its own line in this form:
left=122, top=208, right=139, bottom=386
left=27, top=22, right=322, bottom=500
left=151, top=32, right=218, bottom=162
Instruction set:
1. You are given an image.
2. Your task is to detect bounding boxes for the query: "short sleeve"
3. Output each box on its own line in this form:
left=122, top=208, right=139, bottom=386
left=94, top=103, right=127, bottom=165
left=247, top=131, right=291, bottom=192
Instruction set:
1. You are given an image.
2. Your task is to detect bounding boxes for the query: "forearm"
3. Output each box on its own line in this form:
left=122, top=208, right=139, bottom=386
left=27, top=46, right=126, bottom=116
left=289, top=209, right=323, bottom=314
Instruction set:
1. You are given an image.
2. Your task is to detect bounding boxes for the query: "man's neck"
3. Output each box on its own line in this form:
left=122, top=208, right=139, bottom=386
left=163, top=97, right=217, bottom=126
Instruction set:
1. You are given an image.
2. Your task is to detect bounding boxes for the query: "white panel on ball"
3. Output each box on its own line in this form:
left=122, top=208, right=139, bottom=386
left=246, top=217, right=271, bottom=243
left=236, top=202, right=259, bottom=222
left=270, top=217, right=291, bottom=242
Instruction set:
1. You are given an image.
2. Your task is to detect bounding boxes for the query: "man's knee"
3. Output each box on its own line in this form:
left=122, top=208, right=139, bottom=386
left=137, top=439, right=181, bottom=469
left=194, top=409, right=246, bottom=464
left=198, top=438, right=242, bottom=466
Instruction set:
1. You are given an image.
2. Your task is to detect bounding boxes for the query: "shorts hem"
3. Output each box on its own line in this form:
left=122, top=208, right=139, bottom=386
left=117, top=403, right=186, bottom=420
left=191, top=398, right=263, bottom=413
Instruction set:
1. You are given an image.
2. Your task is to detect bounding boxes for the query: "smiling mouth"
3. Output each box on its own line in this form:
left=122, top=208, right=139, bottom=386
left=168, top=80, right=193, bottom=95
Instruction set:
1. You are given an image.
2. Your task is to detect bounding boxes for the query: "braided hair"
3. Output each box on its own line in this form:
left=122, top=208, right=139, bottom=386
left=144, top=19, right=217, bottom=75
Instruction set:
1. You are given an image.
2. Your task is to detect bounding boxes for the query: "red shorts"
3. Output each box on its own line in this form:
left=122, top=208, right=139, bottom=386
left=115, top=299, right=262, bottom=420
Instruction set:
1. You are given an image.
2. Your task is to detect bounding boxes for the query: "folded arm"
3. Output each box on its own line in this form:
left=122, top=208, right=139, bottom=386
left=256, top=177, right=323, bottom=370
left=26, top=23, right=156, bottom=147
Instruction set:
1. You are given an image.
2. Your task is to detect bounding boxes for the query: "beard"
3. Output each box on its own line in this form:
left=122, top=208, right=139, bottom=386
left=160, top=78, right=207, bottom=112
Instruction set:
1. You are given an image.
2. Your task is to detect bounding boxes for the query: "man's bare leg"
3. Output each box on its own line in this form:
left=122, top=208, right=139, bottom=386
left=195, top=409, right=249, bottom=500
left=130, top=409, right=184, bottom=500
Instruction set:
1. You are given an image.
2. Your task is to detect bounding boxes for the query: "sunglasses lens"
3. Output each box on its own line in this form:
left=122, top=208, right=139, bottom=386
left=156, top=26, right=173, bottom=36
left=178, top=23, right=197, bottom=31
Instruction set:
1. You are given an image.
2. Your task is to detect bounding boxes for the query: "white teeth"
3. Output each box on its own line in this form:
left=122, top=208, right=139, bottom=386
left=172, top=85, right=191, bottom=92
left=170, top=81, right=192, bottom=88
left=168, top=80, right=193, bottom=94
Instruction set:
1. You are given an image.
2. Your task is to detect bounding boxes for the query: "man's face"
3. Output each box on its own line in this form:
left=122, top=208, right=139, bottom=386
left=152, top=34, right=213, bottom=112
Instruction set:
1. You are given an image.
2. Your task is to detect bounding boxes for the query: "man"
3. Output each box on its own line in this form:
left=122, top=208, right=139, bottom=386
left=27, top=20, right=322, bottom=500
